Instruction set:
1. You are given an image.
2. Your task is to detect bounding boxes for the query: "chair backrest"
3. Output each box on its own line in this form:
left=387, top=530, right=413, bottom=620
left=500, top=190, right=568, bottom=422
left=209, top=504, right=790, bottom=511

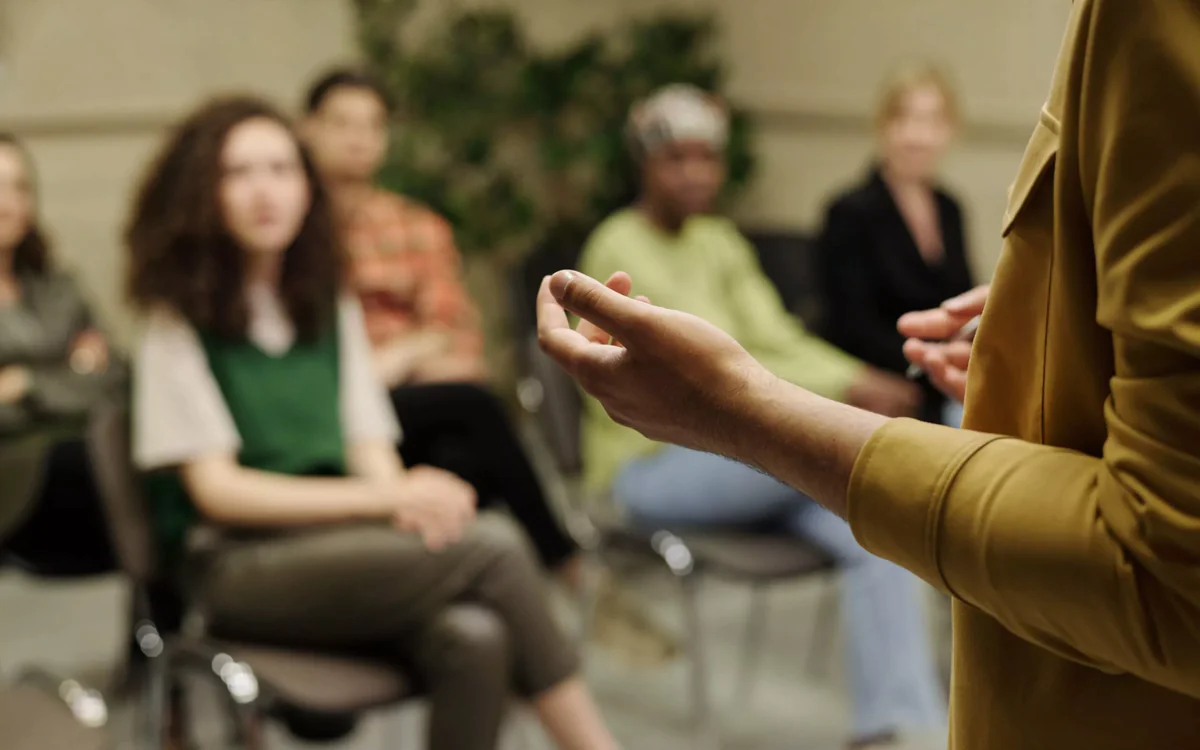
left=744, top=229, right=825, bottom=332
left=521, top=333, right=586, bottom=477
left=86, top=398, right=158, bottom=585
left=511, top=239, right=589, bottom=478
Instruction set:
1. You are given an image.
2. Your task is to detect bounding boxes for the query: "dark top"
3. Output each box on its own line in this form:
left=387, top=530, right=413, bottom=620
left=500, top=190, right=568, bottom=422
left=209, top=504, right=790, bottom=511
left=0, top=272, right=127, bottom=540
left=817, top=168, right=975, bottom=422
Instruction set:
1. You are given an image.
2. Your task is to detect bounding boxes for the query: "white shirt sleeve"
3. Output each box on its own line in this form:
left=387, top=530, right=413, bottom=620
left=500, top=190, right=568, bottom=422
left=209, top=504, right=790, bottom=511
left=132, top=310, right=242, bottom=470
left=337, top=296, right=402, bottom=445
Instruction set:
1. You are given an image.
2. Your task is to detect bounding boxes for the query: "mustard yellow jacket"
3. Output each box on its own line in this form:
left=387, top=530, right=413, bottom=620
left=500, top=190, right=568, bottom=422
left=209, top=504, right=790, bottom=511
left=848, top=1, right=1200, bottom=747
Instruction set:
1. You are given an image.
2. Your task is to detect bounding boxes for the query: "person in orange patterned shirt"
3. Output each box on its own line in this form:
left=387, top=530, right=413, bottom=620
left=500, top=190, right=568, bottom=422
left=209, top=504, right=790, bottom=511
left=344, top=189, right=488, bottom=386
left=300, top=68, right=582, bottom=577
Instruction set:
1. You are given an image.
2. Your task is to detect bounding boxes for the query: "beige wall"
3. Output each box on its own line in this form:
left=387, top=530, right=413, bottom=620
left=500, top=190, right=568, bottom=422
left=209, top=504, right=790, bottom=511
left=0, top=0, right=357, bottom=341
left=0, top=0, right=1071, bottom=338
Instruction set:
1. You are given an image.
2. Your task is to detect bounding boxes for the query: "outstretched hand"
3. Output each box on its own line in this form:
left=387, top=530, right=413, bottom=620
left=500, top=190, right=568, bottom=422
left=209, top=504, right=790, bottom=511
left=537, top=270, right=774, bottom=456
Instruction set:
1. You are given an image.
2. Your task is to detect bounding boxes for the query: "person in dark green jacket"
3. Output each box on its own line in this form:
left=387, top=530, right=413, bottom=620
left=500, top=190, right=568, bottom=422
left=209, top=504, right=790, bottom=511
left=124, top=97, right=620, bottom=750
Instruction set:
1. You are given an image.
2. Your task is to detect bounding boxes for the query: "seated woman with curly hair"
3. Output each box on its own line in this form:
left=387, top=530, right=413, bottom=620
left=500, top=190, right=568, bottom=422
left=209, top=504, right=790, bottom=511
left=125, top=96, right=621, bottom=750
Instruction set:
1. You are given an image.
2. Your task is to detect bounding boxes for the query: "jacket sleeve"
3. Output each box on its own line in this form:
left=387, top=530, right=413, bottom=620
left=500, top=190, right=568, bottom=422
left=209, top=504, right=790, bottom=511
left=847, top=0, right=1200, bottom=700
left=818, top=200, right=910, bottom=373
left=26, top=276, right=127, bottom=419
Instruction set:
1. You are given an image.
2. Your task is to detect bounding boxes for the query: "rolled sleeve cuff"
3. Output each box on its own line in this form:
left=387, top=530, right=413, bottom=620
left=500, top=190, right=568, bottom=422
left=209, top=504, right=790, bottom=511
left=847, top=417, right=1001, bottom=593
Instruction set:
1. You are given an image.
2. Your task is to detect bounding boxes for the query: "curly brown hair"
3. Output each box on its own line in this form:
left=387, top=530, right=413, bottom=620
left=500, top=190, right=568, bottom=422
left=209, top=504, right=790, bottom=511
left=0, top=133, right=52, bottom=275
left=125, top=96, right=342, bottom=341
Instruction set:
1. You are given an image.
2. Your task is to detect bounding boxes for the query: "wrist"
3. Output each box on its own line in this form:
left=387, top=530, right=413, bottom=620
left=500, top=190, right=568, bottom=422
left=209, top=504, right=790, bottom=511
left=721, top=365, right=792, bottom=464
left=358, top=480, right=402, bottom=518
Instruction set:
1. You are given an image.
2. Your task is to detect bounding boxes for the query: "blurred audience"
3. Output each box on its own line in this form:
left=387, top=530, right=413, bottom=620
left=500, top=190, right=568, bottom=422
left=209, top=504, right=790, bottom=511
left=578, top=84, right=945, bottom=749
left=300, top=68, right=676, bottom=665
left=125, top=96, right=620, bottom=750
left=0, top=132, right=125, bottom=576
left=818, top=65, right=974, bottom=427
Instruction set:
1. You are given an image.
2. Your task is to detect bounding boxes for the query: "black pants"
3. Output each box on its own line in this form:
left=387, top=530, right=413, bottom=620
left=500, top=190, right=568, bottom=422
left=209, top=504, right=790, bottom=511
left=391, top=382, right=577, bottom=570
left=4, top=439, right=117, bottom=576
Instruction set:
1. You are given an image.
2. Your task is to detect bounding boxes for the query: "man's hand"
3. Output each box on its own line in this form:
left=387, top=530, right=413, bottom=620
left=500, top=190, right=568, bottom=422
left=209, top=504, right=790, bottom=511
left=0, top=366, right=31, bottom=404
left=847, top=367, right=922, bottom=418
left=69, top=329, right=110, bottom=375
left=537, top=270, right=773, bottom=457
left=391, top=465, right=477, bottom=551
left=898, top=285, right=989, bottom=404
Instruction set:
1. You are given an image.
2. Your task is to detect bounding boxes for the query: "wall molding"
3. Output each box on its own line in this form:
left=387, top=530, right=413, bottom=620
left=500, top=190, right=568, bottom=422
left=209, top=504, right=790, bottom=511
left=753, top=105, right=1034, bottom=148
left=0, top=102, right=1035, bottom=147
left=0, top=111, right=176, bottom=139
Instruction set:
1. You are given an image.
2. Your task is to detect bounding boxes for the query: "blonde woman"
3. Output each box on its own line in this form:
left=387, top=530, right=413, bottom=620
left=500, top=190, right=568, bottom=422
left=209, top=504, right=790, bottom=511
left=818, top=65, right=974, bottom=427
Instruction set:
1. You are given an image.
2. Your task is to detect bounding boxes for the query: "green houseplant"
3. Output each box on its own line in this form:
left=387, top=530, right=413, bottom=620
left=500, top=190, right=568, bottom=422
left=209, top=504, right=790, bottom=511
left=353, top=2, right=757, bottom=382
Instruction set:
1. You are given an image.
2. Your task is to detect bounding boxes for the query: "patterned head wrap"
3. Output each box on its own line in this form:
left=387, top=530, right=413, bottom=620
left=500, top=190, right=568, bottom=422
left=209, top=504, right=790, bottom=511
left=626, top=84, right=729, bottom=161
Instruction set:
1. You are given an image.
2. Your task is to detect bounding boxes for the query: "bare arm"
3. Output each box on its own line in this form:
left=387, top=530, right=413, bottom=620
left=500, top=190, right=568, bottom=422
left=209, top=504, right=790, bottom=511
left=346, top=439, right=406, bottom=483
left=180, top=452, right=393, bottom=527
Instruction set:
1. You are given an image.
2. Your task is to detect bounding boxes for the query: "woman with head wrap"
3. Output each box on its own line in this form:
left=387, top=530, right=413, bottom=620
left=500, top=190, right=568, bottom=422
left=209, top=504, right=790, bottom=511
left=577, top=84, right=946, bottom=749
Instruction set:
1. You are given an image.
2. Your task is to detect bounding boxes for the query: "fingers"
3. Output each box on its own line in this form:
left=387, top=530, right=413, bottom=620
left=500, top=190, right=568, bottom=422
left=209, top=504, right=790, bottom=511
left=578, top=272, right=634, bottom=344
left=897, top=308, right=967, bottom=340
left=537, top=275, right=573, bottom=339
left=898, top=284, right=989, bottom=340
left=549, top=270, right=650, bottom=348
left=919, top=343, right=970, bottom=403
left=942, top=284, right=990, bottom=316
left=904, top=338, right=972, bottom=370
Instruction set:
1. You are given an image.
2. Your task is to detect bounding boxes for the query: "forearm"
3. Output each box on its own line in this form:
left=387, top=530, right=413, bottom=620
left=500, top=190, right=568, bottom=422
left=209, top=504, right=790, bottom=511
left=728, top=372, right=886, bottom=518
left=374, top=338, right=425, bottom=386
left=27, top=364, right=114, bottom=417
left=346, top=440, right=406, bottom=483
left=183, top=462, right=391, bottom=527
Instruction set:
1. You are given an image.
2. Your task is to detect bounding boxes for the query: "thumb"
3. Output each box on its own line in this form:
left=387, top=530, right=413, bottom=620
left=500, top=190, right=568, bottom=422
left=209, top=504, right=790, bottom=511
left=549, top=270, right=650, bottom=345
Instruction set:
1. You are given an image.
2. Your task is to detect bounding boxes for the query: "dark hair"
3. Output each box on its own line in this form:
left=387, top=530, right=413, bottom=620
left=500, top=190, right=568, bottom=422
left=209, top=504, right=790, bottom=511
left=304, top=67, right=392, bottom=115
left=125, top=96, right=342, bottom=341
left=0, top=133, right=52, bottom=275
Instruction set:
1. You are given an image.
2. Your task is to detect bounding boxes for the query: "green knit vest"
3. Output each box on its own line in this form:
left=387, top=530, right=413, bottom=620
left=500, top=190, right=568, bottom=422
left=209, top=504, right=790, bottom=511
left=147, top=321, right=345, bottom=569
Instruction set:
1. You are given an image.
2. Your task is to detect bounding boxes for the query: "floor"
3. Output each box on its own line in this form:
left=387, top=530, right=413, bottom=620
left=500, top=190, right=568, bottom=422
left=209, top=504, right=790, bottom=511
left=0, top=564, right=951, bottom=750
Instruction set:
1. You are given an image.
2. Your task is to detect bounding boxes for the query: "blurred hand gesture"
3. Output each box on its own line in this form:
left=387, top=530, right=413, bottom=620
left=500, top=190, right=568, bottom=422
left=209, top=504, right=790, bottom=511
left=898, top=284, right=989, bottom=404
left=392, top=465, right=478, bottom=551
left=69, top=329, right=110, bottom=375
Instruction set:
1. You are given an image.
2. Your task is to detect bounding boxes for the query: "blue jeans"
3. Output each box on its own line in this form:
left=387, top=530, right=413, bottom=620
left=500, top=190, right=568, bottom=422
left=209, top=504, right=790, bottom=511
left=614, top=447, right=947, bottom=739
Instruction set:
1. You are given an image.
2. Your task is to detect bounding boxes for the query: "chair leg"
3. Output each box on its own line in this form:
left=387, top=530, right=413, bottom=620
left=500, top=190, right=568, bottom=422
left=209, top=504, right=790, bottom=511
left=806, top=574, right=840, bottom=679
left=733, top=583, right=769, bottom=706
left=680, top=573, right=720, bottom=750
left=139, top=643, right=169, bottom=750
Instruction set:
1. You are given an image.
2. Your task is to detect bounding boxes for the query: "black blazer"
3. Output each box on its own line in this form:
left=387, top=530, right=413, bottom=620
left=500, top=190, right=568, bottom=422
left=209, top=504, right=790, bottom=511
left=817, top=168, right=975, bottom=421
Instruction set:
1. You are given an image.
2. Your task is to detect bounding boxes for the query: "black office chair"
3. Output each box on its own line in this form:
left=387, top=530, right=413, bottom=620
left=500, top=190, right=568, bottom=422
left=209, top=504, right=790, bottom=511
left=512, top=241, right=840, bottom=750
left=86, top=400, right=420, bottom=750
